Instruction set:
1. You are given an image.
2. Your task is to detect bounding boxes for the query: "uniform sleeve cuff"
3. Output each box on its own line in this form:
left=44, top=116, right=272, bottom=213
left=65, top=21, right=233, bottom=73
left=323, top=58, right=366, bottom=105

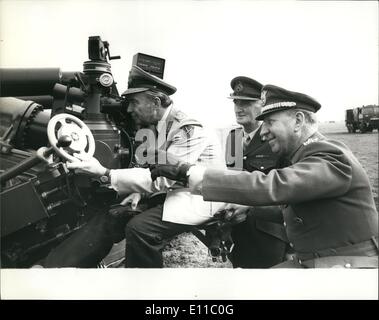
left=188, top=165, right=206, bottom=195
left=109, top=169, right=118, bottom=191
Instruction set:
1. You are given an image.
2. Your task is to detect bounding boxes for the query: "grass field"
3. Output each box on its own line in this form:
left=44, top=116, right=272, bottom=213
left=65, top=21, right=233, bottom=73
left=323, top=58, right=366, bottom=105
left=162, top=121, right=379, bottom=268
left=318, top=121, right=378, bottom=209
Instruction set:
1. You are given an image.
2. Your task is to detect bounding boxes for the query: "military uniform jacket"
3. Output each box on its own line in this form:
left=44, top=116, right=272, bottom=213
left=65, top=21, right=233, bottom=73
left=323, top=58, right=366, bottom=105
left=110, top=106, right=225, bottom=225
left=225, top=126, right=288, bottom=241
left=226, top=126, right=281, bottom=173
left=201, top=132, right=378, bottom=255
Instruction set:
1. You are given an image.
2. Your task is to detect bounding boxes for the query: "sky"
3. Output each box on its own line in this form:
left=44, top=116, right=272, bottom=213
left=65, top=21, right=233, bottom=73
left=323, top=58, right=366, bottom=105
left=0, top=0, right=378, bottom=127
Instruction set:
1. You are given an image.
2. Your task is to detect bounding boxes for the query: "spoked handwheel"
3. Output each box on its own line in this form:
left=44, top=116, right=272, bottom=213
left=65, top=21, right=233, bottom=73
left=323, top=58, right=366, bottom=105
left=47, top=113, right=95, bottom=162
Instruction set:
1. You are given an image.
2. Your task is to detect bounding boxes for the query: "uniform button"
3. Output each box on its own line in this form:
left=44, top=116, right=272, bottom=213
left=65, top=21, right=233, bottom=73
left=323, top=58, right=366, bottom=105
left=243, top=156, right=247, bottom=160
left=287, top=254, right=295, bottom=261
left=260, top=166, right=264, bottom=170
left=344, top=263, right=352, bottom=268
left=289, top=242, right=294, bottom=248
left=283, top=222, right=287, bottom=227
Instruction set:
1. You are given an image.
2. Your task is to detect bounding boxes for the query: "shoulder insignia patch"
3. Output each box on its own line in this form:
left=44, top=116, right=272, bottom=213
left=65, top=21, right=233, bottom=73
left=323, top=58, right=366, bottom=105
left=181, top=125, right=195, bottom=138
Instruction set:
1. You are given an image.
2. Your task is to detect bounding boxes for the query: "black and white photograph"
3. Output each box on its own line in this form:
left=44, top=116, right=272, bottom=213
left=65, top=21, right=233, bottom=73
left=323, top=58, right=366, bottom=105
left=0, top=0, right=378, bottom=301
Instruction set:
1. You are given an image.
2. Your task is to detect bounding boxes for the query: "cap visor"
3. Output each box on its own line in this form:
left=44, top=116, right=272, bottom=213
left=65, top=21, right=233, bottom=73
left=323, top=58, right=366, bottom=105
left=121, top=87, right=149, bottom=96
left=255, top=113, right=267, bottom=121
left=227, top=95, right=260, bottom=100
left=255, top=107, right=292, bottom=121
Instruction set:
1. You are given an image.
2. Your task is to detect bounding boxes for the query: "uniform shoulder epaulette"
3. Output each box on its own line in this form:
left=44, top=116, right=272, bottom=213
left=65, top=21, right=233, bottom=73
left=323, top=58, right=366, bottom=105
left=229, top=126, right=243, bottom=136
left=173, top=111, right=202, bottom=127
left=174, top=110, right=186, bottom=122
left=230, top=126, right=243, bottom=132
left=303, top=137, right=320, bottom=146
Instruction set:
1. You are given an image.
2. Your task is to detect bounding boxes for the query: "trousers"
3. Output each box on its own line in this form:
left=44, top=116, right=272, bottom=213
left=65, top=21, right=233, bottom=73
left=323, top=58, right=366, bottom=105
left=43, top=212, right=128, bottom=268
left=229, top=209, right=288, bottom=268
left=43, top=200, right=193, bottom=268
left=125, top=204, right=193, bottom=268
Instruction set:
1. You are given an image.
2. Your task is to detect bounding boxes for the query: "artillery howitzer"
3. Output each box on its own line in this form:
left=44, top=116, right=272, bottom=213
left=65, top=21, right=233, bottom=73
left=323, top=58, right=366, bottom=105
left=0, top=36, right=136, bottom=267
left=0, top=37, right=236, bottom=267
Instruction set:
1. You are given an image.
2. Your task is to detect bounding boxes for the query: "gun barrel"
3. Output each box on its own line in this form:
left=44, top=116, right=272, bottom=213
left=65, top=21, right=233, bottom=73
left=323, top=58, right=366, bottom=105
left=0, top=68, right=62, bottom=96
left=53, top=84, right=86, bottom=103
left=13, top=95, right=54, bottom=108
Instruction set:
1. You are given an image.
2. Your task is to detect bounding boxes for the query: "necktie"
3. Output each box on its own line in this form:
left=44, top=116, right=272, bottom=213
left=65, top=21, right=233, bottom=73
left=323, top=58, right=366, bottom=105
left=243, top=135, right=251, bottom=151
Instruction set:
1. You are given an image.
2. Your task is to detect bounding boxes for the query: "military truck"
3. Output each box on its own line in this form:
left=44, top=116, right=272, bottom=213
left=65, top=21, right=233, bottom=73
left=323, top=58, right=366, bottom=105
left=345, top=105, right=379, bottom=133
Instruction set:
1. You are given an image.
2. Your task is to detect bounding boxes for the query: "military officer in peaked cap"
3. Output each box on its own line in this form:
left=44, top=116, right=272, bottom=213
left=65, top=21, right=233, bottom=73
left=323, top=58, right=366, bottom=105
left=221, top=76, right=289, bottom=268
left=151, top=84, right=379, bottom=268
left=43, top=65, right=225, bottom=268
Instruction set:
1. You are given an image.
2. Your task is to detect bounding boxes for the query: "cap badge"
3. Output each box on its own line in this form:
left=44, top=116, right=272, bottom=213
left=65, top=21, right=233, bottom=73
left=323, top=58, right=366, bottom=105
left=261, top=90, right=267, bottom=105
left=235, top=82, right=244, bottom=93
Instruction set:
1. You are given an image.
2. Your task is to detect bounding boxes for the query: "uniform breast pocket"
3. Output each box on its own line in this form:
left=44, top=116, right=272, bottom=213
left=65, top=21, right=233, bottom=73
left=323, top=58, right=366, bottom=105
left=245, top=156, right=277, bottom=173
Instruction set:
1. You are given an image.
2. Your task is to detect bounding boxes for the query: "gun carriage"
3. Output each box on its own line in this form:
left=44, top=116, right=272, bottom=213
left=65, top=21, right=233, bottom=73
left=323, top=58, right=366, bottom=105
left=0, top=36, right=136, bottom=267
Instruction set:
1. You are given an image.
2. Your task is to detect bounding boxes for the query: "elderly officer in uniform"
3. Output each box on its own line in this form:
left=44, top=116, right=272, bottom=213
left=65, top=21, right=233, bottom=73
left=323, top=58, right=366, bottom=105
left=222, top=76, right=288, bottom=268
left=43, top=66, right=224, bottom=268
left=151, top=84, right=379, bottom=268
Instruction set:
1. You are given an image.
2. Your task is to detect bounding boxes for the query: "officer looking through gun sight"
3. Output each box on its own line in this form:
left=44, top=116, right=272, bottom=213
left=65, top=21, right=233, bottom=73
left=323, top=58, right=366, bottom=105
left=42, top=65, right=225, bottom=268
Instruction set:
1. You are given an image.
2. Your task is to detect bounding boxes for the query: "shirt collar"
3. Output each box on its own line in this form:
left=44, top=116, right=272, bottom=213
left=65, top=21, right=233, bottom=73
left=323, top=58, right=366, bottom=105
left=243, top=126, right=259, bottom=140
left=156, top=104, right=173, bottom=133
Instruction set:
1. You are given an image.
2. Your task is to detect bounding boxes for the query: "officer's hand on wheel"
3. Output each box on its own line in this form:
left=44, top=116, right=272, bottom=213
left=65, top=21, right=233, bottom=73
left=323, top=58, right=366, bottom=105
left=149, top=163, right=193, bottom=184
left=66, top=154, right=106, bottom=177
